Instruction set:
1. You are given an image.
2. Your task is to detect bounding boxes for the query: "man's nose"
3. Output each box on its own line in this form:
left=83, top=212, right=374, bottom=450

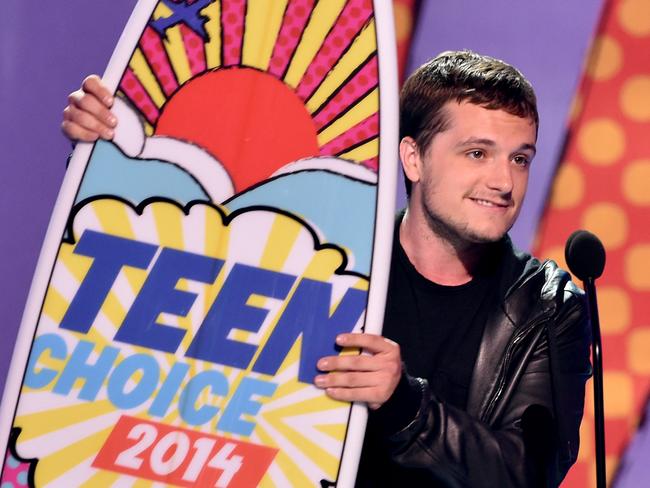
left=486, top=159, right=514, bottom=194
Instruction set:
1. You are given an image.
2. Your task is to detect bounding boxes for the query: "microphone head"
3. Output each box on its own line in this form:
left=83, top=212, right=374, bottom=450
left=564, top=230, right=606, bottom=281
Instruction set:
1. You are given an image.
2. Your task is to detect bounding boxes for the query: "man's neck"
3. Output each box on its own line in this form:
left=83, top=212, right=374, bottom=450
left=399, top=208, right=488, bottom=286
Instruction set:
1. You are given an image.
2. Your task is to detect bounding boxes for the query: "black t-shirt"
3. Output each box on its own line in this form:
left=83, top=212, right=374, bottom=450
left=355, top=221, right=503, bottom=487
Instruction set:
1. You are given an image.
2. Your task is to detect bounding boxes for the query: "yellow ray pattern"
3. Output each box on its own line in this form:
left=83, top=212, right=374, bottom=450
left=79, top=470, right=120, bottom=488
left=273, top=366, right=310, bottom=398
left=97, top=292, right=128, bottom=333
left=243, top=0, right=288, bottom=71
left=150, top=0, right=193, bottom=87
left=120, top=266, right=150, bottom=302
left=264, top=409, right=339, bottom=474
left=42, top=286, right=69, bottom=325
left=202, top=0, right=222, bottom=69
left=174, top=278, right=199, bottom=358
left=161, top=404, right=181, bottom=425
left=265, top=394, right=347, bottom=418
left=59, top=244, right=92, bottom=284
left=163, top=25, right=193, bottom=85
left=203, top=206, right=230, bottom=259
left=267, top=335, right=302, bottom=379
left=306, top=20, right=377, bottom=113
left=283, top=0, right=347, bottom=88
left=143, top=120, right=154, bottom=136
left=352, top=276, right=369, bottom=291
left=259, top=213, right=303, bottom=270
left=129, top=48, right=166, bottom=109
left=340, top=137, right=378, bottom=161
left=302, top=247, right=345, bottom=282
left=16, top=400, right=116, bottom=441
left=152, top=202, right=184, bottom=249
left=153, top=1, right=172, bottom=19
left=34, top=427, right=112, bottom=486
left=317, top=88, right=379, bottom=145
left=314, top=422, right=346, bottom=441
left=91, top=199, right=136, bottom=239
left=258, top=473, right=275, bottom=488
left=132, top=478, right=155, bottom=488
left=256, top=426, right=315, bottom=487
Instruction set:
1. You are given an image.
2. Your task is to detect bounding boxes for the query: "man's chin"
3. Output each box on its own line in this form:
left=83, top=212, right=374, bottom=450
left=423, top=209, right=511, bottom=247
left=462, top=226, right=509, bottom=245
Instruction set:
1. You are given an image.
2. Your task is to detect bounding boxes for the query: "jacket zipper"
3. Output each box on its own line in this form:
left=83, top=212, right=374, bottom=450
left=481, top=304, right=555, bottom=423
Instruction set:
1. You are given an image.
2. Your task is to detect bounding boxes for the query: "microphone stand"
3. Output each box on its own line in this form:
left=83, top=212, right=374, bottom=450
left=584, top=276, right=606, bottom=488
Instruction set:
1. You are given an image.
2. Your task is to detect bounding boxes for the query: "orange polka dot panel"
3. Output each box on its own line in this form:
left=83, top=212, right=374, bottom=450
left=391, top=0, right=417, bottom=81
left=535, top=0, right=650, bottom=486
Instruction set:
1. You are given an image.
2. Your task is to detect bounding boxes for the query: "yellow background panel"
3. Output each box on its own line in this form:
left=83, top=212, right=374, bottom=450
left=202, top=1, right=222, bottom=69
left=306, top=21, right=377, bottom=113
left=284, top=0, right=346, bottom=87
left=243, top=0, right=288, bottom=71
left=318, top=89, right=378, bottom=145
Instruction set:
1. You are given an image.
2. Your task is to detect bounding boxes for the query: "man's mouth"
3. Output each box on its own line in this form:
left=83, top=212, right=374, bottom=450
left=469, top=198, right=511, bottom=208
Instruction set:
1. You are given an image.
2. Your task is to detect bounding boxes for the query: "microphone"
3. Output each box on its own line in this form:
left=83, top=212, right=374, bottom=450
left=565, top=230, right=606, bottom=281
left=565, top=230, right=606, bottom=488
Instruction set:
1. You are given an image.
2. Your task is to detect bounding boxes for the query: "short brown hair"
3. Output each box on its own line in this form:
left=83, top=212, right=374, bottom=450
left=400, top=50, right=538, bottom=196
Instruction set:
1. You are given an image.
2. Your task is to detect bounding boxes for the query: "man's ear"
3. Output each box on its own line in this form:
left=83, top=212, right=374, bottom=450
left=399, top=137, right=421, bottom=185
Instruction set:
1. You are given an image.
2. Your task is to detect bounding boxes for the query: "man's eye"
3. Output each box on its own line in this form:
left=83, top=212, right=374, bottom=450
left=468, top=150, right=484, bottom=159
left=513, top=155, right=530, bottom=166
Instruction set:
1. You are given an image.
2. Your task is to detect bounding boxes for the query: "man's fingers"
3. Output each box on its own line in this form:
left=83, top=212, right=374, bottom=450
left=315, top=371, right=380, bottom=389
left=68, top=90, right=117, bottom=128
left=336, top=333, right=399, bottom=355
left=61, top=120, right=99, bottom=142
left=64, top=105, right=114, bottom=138
left=81, top=75, right=114, bottom=107
left=62, top=105, right=114, bottom=141
left=317, top=353, right=380, bottom=373
left=314, top=333, right=402, bottom=410
left=63, top=75, right=117, bottom=143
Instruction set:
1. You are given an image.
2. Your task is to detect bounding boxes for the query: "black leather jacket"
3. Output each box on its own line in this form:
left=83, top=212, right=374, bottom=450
left=382, top=240, right=591, bottom=487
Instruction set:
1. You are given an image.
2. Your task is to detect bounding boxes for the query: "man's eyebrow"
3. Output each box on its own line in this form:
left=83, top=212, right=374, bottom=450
left=456, top=138, right=537, bottom=155
left=456, top=137, right=496, bottom=147
left=516, top=143, right=537, bottom=156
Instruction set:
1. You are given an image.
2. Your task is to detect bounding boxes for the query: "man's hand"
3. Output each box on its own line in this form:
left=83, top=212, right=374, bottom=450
left=315, top=333, right=402, bottom=410
left=62, top=75, right=117, bottom=142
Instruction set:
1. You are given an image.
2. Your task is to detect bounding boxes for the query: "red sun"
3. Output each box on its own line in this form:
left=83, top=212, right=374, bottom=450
left=155, top=67, right=319, bottom=193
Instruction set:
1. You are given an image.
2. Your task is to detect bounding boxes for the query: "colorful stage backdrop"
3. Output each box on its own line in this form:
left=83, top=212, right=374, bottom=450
left=535, top=0, right=650, bottom=485
left=2, top=1, right=649, bottom=486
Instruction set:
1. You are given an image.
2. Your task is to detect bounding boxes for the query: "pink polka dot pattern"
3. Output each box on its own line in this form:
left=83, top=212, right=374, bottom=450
left=295, top=0, right=373, bottom=101
left=221, top=0, right=246, bottom=66
left=362, top=157, right=378, bottom=171
left=119, top=69, right=160, bottom=125
left=313, top=55, right=377, bottom=129
left=319, top=112, right=378, bottom=156
left=139, top=26, right=179, bottom=97
left=268, top=0, right=314, bottom=78
left=1, top=450, right=30, bottom=486
left=180, top=24, right=207, bottom=75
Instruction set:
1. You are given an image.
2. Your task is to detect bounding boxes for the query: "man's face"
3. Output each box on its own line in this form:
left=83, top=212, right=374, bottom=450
left=403, top=101, right=537, bottom=246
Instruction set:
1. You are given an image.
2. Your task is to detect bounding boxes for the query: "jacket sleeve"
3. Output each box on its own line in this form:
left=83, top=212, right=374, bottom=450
left=380, top=290, right=591, bottom=487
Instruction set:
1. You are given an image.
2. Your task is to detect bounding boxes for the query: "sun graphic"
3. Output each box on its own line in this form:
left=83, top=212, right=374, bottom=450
left=118, top=0, right=381, bottom=189
left=155, top=67, right=320, bottom=192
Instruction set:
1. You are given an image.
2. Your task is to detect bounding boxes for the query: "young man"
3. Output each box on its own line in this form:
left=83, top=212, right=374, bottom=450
left=62, top=51, right=590, bottom=487
left=314, top=51, right=590, bottom=487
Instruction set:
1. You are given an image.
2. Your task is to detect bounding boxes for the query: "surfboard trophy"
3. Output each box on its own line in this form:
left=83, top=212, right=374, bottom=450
left=0, top=1, right=398, bottom=486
